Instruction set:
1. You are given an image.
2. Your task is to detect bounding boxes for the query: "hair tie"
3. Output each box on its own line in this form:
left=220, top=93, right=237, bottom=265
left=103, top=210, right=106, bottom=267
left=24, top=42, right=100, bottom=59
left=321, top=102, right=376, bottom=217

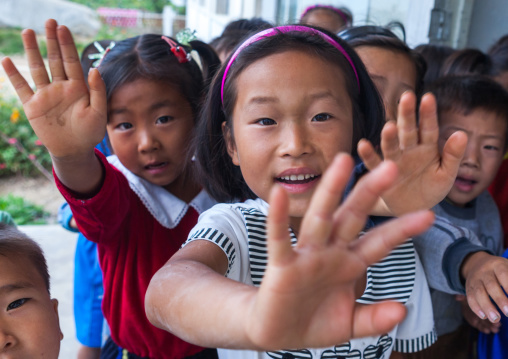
left=88, top=41, right=115, bottom=68
left=161, top=35, right=191, bottom=63
left=220, top=25, right=360, bottom=104
left=301, top=5, right=350, bottom=26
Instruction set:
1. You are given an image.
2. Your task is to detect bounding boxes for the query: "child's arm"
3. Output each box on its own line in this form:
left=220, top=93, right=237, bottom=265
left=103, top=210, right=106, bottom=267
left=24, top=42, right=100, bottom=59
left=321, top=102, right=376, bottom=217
left=1, top=19, right=107, bottom=196
left=358, top=92, right=468, bottom=216
left=145, top=155, right=435, bottom=350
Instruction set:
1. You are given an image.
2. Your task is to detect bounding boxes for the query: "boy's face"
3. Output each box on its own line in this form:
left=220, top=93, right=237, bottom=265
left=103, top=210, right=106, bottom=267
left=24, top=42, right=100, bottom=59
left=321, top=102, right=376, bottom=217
left=0, top=255, right=62, bottom=358
left=438, top=109, right=507, bottom=207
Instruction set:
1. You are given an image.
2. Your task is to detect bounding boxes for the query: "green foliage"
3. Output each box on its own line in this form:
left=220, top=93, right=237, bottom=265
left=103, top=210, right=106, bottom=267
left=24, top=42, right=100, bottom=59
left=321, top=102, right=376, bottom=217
left=0, top=98, right=52, bottom=177
left=0, top=194, right=49, bottom=225
left=69, top=0, right=169, bottom=13
left=0, top=27, right=25, bottom=55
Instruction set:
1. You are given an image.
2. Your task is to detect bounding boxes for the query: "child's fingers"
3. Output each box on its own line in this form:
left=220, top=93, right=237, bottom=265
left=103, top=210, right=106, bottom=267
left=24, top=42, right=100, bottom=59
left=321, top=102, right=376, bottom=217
left=88, top=69, right=107, bottom=115
left=441, top=130, right=467, bottom=173
left=332, top=161, right=398, bottom=241
left=1, top=57, right=35, bottom=104
left=357, top=139, right=382, bottom=171
left=379, top=121, right=401, bottom=160
left=298, top=154, right=352, bottom=247
left=416, top=93, right=439, bottom=145
left=44, top=19, right=67, bottom=82
left=350, top=210, right=434, bottom=268
left=351, top=302, right=407, bottom=339
left=56, top=24, right=85, bottom=81
left=22, top=28, right=51, bottom=89
left=266, top=185, right=294, bottom=265
left=396, top=91, right=418, bottom=150
left=467, top=283, right=501, bottom=323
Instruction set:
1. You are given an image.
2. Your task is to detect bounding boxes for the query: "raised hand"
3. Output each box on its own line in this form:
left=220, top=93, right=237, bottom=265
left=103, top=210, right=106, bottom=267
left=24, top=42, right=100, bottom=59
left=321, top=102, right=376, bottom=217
left=146, top=154, right=435, bottom=350
left=358, top=91, right=467, bottom=216
left=1, top=19, right=107, bottom=194
left=244, top=154, right=435, bottom=349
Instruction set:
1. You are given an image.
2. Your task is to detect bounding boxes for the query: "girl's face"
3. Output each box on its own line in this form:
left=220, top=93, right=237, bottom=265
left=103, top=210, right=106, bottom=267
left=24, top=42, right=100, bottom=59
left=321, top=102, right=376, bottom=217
left=107, top=78, right=198, bottom=201
left=355, top=46, right=417, bottom=123
left=226, top=50, right=353, bottom=230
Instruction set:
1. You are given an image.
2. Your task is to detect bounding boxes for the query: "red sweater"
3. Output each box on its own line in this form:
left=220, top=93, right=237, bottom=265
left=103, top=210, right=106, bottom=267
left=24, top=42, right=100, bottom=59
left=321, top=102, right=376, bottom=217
left=56, top=151, right=210, bottom=358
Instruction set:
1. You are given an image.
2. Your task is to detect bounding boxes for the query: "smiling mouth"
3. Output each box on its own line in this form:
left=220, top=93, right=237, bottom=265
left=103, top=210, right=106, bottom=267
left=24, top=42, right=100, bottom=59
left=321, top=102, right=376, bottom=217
left=455, top=177, right=477, bottom=186
left=276, top=174, right=320, bottom=184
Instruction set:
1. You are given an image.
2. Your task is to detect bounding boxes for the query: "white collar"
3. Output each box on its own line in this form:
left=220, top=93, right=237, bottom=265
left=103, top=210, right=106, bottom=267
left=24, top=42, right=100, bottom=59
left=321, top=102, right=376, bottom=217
left=107, top=155, right=216, bottom=229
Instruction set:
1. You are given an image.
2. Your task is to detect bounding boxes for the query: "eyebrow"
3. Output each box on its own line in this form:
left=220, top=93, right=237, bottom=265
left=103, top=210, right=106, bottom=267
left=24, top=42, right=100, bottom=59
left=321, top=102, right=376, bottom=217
left=0, top=282, right=35, bottom=294
left=443, top=126, right=504, bottom=140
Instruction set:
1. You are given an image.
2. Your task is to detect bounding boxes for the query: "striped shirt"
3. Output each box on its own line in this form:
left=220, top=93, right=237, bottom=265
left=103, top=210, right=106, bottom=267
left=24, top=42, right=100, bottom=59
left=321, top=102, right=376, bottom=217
left=185, top=199, right=436, bottom=359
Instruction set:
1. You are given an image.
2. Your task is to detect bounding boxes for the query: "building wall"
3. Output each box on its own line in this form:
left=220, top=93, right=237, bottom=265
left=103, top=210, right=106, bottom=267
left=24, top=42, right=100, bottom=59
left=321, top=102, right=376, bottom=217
left=467, top=0, right=508, bottom=51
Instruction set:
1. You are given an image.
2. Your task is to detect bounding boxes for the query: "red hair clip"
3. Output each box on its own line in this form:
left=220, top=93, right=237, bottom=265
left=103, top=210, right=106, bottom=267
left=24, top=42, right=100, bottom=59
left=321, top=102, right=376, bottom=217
left=161, top=35, right=190, bottom=63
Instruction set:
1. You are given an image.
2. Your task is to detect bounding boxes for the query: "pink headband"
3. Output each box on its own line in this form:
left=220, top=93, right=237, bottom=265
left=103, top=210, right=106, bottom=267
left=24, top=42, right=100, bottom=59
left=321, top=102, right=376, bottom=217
left=301, top=5, right=350, bottom=25
left=220, top=25, right=359, bottom=104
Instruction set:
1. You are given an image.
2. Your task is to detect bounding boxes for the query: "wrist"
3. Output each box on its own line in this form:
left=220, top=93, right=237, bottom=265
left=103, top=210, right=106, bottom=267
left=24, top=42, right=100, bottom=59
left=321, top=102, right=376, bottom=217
left=461, top=251, right=489, bottom=282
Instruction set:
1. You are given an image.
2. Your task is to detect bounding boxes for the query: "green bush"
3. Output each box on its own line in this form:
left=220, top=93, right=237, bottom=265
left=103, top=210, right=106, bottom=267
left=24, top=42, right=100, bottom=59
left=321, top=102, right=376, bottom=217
left=0, top=98, right=52, bottom=177
left=0, top=194, right=49, bottom=225
left=0, top=27, right=25, bottom=55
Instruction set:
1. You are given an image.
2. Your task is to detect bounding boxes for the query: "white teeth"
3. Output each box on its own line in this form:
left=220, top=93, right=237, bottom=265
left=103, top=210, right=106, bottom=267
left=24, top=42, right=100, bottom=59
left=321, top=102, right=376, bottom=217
left=279, top=174, right=316, bottom=181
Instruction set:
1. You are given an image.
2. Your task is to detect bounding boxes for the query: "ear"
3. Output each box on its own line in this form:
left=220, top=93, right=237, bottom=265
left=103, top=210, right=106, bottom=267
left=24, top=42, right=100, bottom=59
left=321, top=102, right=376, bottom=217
left=51, top=298, right=64, bottom=340
left=222, top=121, right=240, bottom=166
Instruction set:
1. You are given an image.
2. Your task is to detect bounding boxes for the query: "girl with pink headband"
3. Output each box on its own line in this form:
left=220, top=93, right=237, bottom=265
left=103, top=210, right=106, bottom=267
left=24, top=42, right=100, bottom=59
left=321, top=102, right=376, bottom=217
left=146, top=25, right=467, bottom=358
left=300, top=4, right=353, bottom=33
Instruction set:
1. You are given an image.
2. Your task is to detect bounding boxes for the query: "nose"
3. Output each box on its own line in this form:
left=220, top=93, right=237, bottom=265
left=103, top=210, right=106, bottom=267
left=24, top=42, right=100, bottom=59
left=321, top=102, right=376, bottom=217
left=279, top=122, right=312, bottom=158
left=137, top=128, right=160, bottom=154
left=462, top=139, right=479, bottom=168
left=0, top=328, right=16, bottom=353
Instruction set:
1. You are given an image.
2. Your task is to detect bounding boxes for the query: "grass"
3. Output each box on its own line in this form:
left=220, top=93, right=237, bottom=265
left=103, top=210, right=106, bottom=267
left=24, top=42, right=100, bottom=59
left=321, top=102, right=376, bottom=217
left=0, top=194, right=49, bottom=225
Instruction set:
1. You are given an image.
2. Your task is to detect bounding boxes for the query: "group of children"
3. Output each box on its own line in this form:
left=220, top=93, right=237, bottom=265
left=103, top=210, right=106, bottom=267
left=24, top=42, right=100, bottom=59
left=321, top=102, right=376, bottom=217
left=2, top=3, right=508, bottom=359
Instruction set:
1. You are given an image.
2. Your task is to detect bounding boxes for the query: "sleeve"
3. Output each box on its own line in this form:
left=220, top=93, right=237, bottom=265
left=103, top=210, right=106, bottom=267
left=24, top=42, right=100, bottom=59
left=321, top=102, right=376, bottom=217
left=393, top=251, right=437, bottom=352
left=183, top=205, right=250, bottom=283
left=413, top=216, right=492, bottom=295
left=53, top=149, right=133, bottom=245
left=57, top=202, right=79, bottom=233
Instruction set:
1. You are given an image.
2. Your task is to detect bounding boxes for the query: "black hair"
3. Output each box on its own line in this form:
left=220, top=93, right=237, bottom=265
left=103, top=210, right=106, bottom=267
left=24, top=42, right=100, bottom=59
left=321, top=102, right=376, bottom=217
left=195, top=26, right=385, bottom=202
left=221, top=18, right=273, bottom=36
left=413, top=44, right=456, bottom=89
left=80, top=39, right=115, bottom=80
left=0, top=223, right=50, bottom=293
left=99, top=34, right=220, bottom=120
left=210, top=18, right=273, bottom=62
left=489, top=35, right=508, bottom=74
left=341, top=26, right=427, bottom=99
left=428, top=75, right=508, bottom=150
left=440, top=48, right=492, bottom=77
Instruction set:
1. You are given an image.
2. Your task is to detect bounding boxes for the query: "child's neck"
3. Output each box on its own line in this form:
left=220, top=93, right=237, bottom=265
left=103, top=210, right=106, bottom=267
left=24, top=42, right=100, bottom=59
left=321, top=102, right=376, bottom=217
left=163, top=173, right=201, bottom=203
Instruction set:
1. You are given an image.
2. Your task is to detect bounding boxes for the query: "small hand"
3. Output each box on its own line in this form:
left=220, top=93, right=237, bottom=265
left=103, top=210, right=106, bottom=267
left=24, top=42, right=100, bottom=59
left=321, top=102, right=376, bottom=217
left=462, top=251, right=508, bottom=324
left=457, top=295, right=501, bottom=334
left=358, top=92, right=467, bottom=216
left=1, top=19, right=107, bottom=159
left=244, top=154, right=435, bottom=350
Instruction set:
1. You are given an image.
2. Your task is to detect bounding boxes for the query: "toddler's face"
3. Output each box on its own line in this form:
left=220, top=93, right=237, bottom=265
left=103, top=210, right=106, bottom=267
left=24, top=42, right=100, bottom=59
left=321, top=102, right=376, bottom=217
left=438, top=109, right=507, bottom=206
left=227, top=50, right=353, bottom=231
left=0, top=255, right=62, bottom=358
left=107, top=78, right=197, bottom=201
left=355, top=46, right=417, bottom=123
